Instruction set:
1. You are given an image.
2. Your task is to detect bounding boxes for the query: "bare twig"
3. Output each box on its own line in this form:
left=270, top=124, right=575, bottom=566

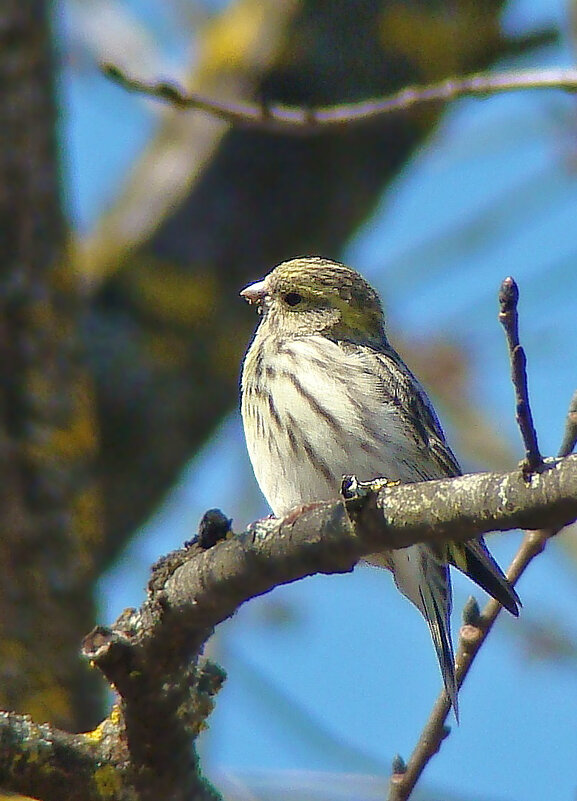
left=103, top=64, right=577, bottom=134
left=387, top=389, right=577, bottom=801
left=499, top=277, right=543, bottom=475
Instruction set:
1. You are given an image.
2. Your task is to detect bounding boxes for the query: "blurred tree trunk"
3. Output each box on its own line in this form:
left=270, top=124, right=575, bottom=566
left=0, top=2, right=102, bottom=730
left=79, top=0, right=552, bottom=557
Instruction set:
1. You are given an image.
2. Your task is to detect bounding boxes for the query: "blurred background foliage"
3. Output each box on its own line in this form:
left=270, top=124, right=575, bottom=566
left=2, top=0, right=577, bottom=799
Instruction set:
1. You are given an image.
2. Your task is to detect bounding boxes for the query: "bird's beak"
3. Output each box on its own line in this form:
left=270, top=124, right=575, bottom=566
left=240, top=279, right=267, bottom=304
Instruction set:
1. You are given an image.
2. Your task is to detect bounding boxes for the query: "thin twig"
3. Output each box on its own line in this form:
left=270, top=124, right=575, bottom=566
left=102, top=64, right=577, bottom=134
left=387, top=381, right=577, bottom=801
left=499, top=277, right=543, bottom=475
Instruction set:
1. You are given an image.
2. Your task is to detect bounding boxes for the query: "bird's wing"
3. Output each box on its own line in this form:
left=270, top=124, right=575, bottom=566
left=371, top=345, right=518, bottom=606
left=449, top=538, right=520, bottom=615
left=371, top=344, right=462, bottom=479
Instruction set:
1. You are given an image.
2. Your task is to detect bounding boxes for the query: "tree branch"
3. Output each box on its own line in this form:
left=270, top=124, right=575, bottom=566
left=0, top=710, right=122, bottom=801
left=103, top=64, right=577, bottom=133
left=80, top=454, right=576, bottom=799
left=1, top=455, right=576, bottom=799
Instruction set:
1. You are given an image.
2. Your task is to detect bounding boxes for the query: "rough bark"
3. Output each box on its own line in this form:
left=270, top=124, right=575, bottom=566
left=0, top=2, right=102, bottom=730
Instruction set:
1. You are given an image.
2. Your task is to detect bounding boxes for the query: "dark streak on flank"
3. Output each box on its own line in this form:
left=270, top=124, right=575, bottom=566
left=267, top=391, right=283, bottom=431
left=288, top=371, right=345, bottom=439
left=252, top=348, right=264, bottom=383
left=285, top=413, right=300, bottom=456
left=302, top=438, right=335, bottom=486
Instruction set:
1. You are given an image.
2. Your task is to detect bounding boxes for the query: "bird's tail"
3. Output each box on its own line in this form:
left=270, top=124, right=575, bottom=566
left=390, top=545, right=459, bottom=718
left=381, top=537, right=519, bottom=720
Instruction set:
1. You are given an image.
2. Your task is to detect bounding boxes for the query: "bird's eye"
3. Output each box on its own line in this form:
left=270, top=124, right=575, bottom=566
left=284, top=292, right=303, bottom=307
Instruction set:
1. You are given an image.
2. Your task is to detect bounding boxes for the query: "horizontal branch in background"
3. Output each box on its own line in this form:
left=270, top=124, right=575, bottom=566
left=1, top=454, right=576, bottom=801
left=103, top=65, right=577, bottom=133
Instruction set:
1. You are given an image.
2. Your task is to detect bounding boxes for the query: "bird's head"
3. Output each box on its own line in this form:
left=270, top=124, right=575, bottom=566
left=241, top=257, right=386, bottom=344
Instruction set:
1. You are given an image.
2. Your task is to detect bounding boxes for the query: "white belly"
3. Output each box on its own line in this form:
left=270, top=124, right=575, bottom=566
left=242, top=336, right=426, bottom=516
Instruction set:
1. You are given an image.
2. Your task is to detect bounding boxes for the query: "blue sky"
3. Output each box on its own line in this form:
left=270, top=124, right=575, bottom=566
left=59, top=1, right=577, bottom=798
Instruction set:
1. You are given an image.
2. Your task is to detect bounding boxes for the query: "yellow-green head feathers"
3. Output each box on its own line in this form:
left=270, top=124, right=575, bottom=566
left=241, top=257, right=386, bottom=344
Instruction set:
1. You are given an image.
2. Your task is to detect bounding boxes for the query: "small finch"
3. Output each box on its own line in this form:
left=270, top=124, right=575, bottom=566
left=240, top=256, right=519, bottom=715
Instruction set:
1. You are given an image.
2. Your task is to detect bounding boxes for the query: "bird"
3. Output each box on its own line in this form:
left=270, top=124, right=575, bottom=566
left=240, top=256, right=520, bottom=716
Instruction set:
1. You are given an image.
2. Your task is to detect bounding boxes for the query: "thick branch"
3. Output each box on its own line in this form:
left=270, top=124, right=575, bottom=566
left=0, top=711, right=118, bottom=801
left=103, top=65, right=577, bottom=133
left=85, top=455, right=577, bottom=696
left=83, top=456, right=575, bottom=799
left=2, top=457, right=575, bottom=799
left=114, top=456, right=577, bottom=643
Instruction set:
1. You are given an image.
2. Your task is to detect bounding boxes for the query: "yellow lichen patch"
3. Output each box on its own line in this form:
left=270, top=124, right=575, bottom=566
left=109, top=705, right=122, bottom=727
left=93, top=764, right=122, bottom=798
left=72, top=484, right=104, bottom=550
left=26, top=685, right=73, bottom=728
left=145, top=332, right=190, bottom=369
left=380, top=4, right=500, bottom=80
left=129, top=260, right=219, bottom=328
left=84, top=719, right=107, bottom=743
left=213, top=331, right=246, bottom=380
left=83, top=705, right=122, bottom=743
left=198, top=0, right=267, bottom=75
